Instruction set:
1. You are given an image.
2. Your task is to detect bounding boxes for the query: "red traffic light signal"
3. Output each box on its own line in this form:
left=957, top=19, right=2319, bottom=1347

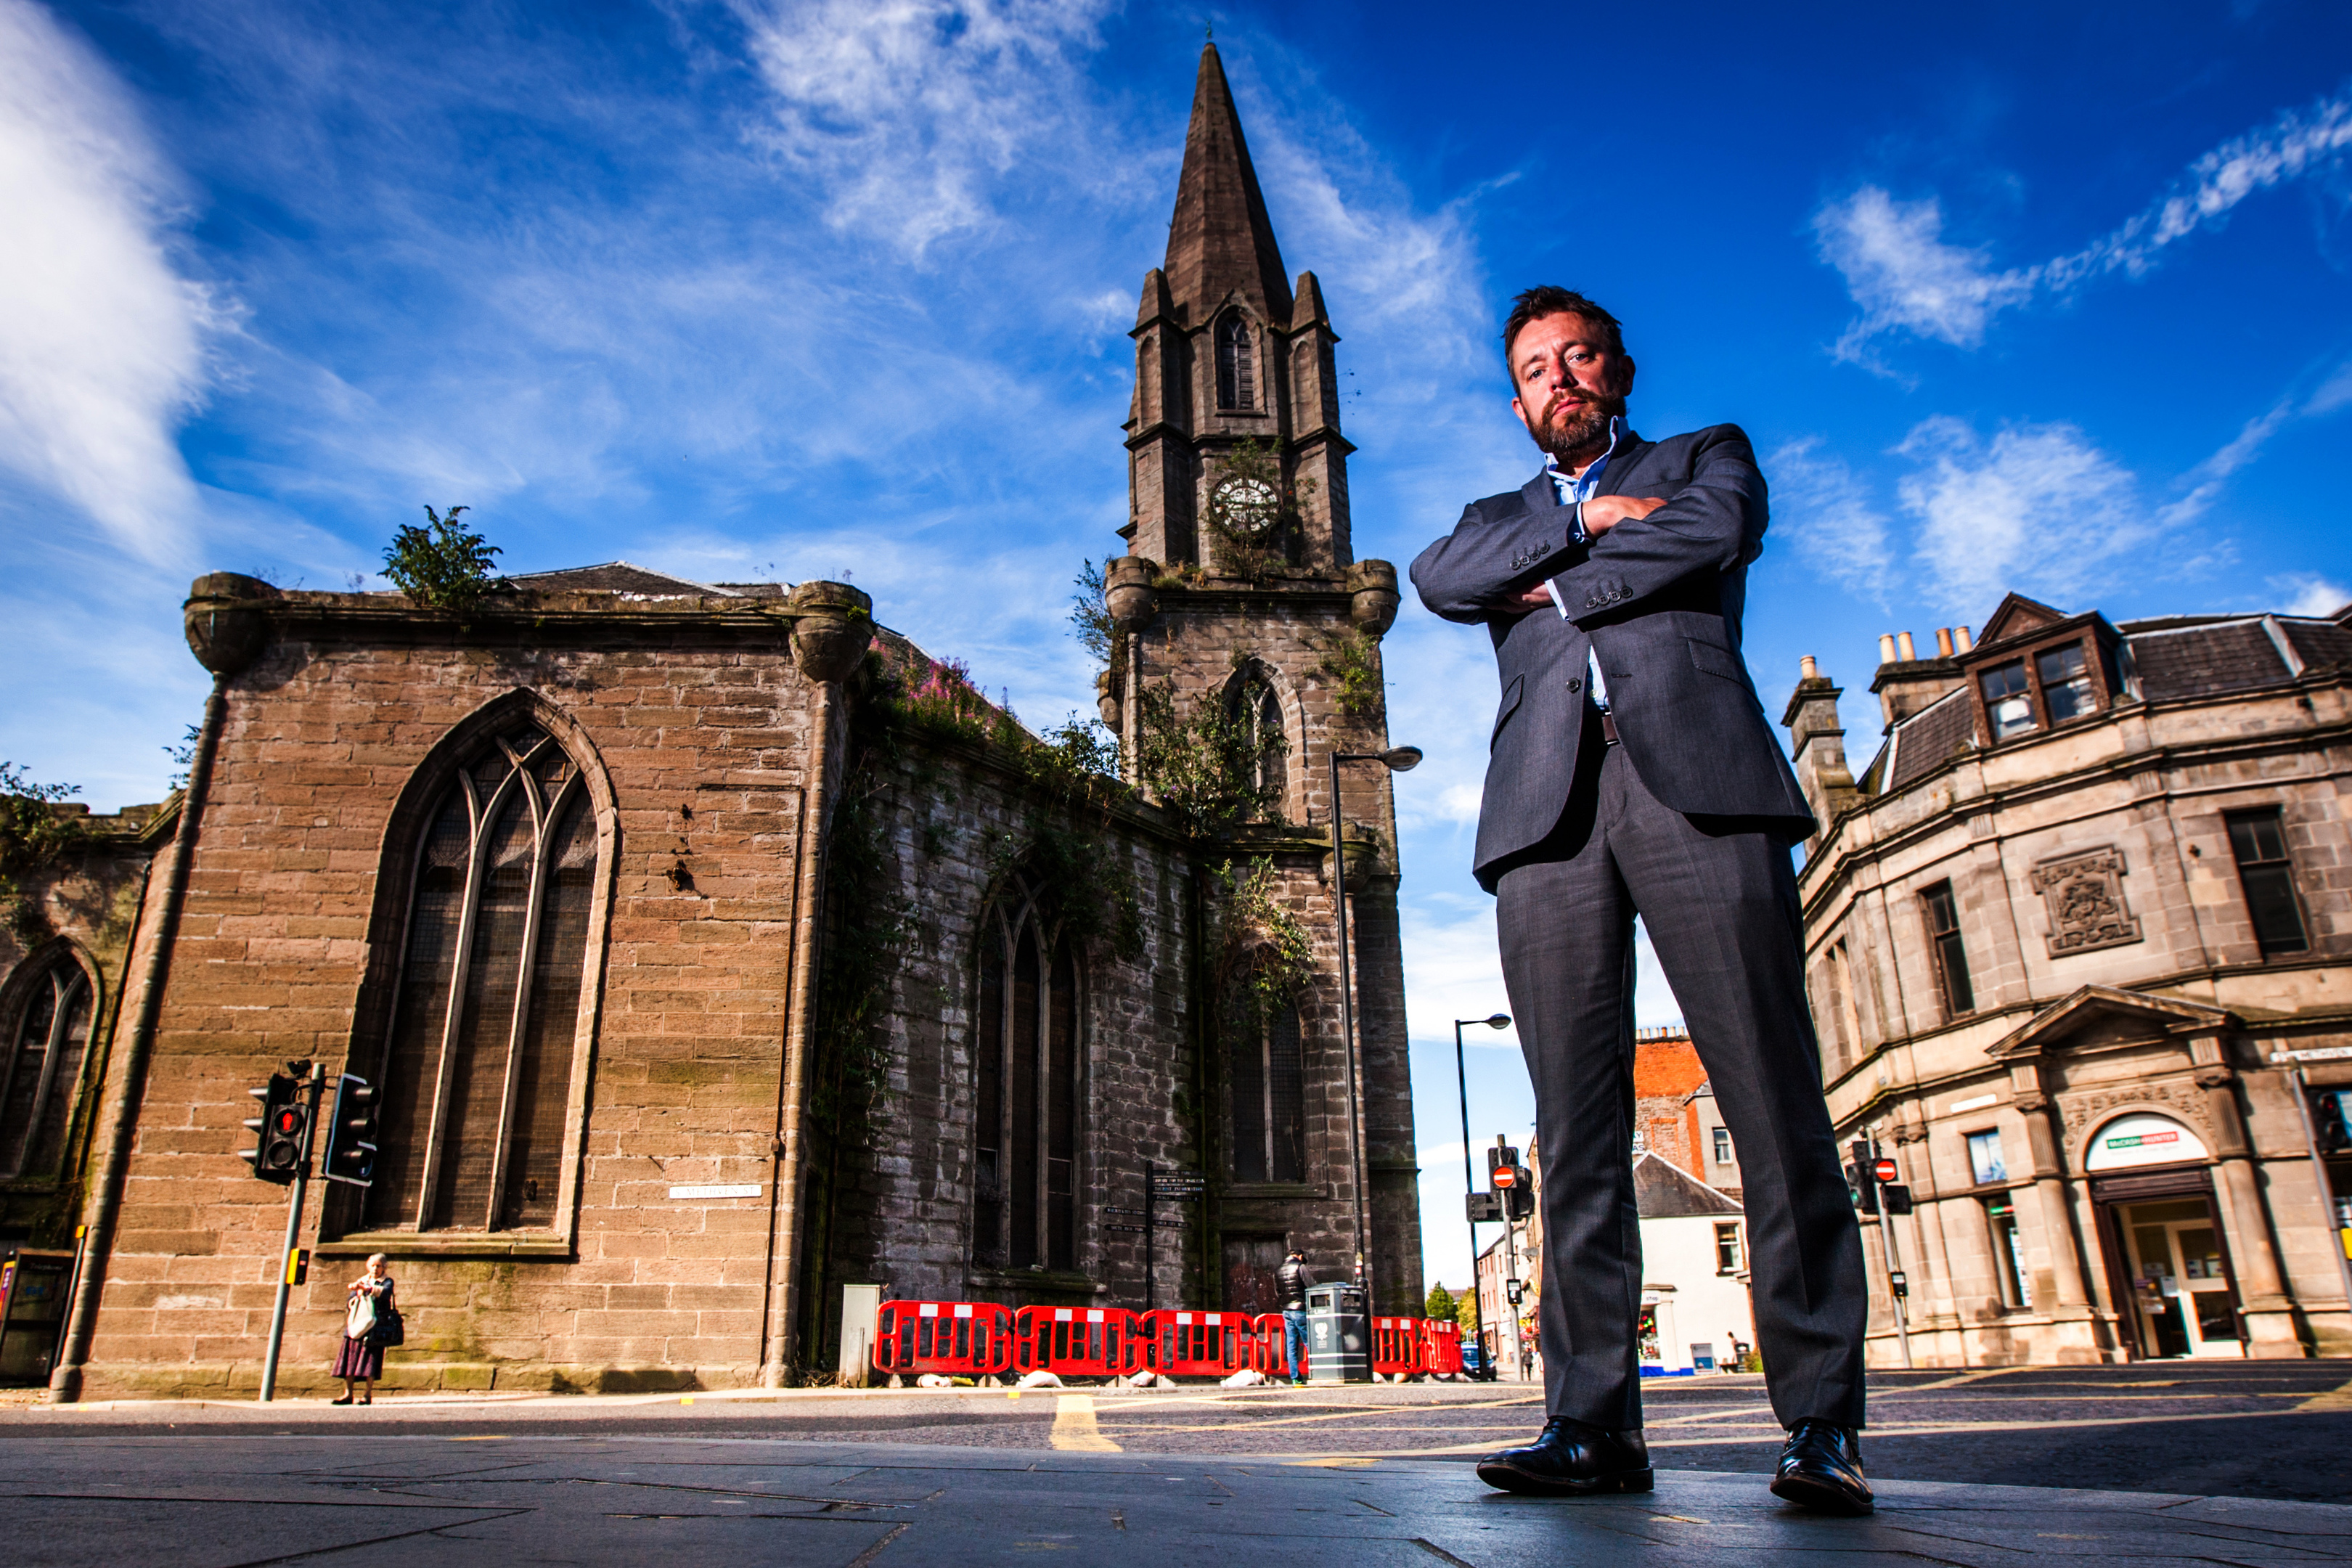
left=1871, top=1158, right=1899, bottom=1184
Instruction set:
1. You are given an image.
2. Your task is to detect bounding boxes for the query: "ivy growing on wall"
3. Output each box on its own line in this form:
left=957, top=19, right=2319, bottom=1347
left=1209, top=857, right=1313, bottom=1024
left=1131, top=679, right=1286, bottom=838
left=0, top=763, right=87, bottom=944
left=1315, top=627, right=1383, bottom=719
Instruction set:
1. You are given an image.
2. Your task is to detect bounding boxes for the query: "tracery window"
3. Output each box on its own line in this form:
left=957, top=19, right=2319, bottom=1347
left=1230, top=1002, right=1303, bottom=1183
left=972, top=874, right=1080, bottom=1271
left=1215, top=313, right=1255, bottom=410
left=0, top=955, right=91, bottom=1180
left=1225, top=668, right=1286, bottom=814
left=368, top=722, right=597, bottom=1232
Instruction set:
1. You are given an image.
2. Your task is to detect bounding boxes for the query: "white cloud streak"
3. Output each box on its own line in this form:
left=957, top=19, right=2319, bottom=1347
left=733, top=0, right=1117, bottom=256
left=0, top=0, right=221, bottom=560
left=1897, top=417, right=2153, bottom=612
left=1767, top=437, right=1896, bottom=604
left=1818, top=81, right=2352, bottom=360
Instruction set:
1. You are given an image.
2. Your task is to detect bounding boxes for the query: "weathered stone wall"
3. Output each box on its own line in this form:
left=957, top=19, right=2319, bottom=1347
left=79, top=590, right=824, bottom=1397
left=1794, top=653, right=2352, bottom=1366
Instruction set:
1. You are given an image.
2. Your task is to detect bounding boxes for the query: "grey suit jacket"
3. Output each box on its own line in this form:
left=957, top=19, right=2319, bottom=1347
left=1410, top=423, right=1813, bottom=889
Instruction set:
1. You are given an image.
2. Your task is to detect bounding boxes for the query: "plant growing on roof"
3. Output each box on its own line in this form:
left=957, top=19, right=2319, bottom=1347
left=0, top=763, right=87, bottom=945
left=381, top=504, right=507, bottom=614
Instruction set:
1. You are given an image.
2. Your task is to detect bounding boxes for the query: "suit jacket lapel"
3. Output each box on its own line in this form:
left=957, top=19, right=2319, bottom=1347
left=1519, top=469, right=1560, bottom=518
left=1596, top=433, right=1651, bottom=498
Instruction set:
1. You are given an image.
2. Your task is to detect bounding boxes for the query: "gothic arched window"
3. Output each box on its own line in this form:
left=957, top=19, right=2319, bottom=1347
left=1225, top=667, right=1287, bottom=816
left=1215, top=313, right=1255, bottom=410
left=367, top=721, right=599, bottom=1233
left=0, top=954, right=91, bottom=1180
left=1230, top=1001, right=1304, bottom=1183
left=972, top=875, right=1079, bottom=1271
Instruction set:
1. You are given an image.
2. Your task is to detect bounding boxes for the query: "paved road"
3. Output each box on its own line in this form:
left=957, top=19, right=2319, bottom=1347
left=4, top=1434, right=2351, bottom=1567
left=12, top=1361, right=2352, bottom=1505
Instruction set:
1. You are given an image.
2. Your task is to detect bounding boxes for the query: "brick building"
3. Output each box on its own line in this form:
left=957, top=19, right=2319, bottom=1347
left=1785, top=595, right=2352, bottom=1367
left=4, top=42, right=1423, bottom=1400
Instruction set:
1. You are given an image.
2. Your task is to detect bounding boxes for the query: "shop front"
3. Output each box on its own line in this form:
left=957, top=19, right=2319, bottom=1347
left=2086, top=1113, right=2245, bottom=1361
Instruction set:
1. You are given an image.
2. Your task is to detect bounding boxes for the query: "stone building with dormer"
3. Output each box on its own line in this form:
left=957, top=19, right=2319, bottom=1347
left=1782, top=594, right=2352, bottom=1367
left=2, top=42, right=1423, bottom=1401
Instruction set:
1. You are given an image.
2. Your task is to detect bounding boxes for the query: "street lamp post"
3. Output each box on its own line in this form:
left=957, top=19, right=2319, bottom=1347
left=1327, top=745, right=1421, bottom=1299
left=1453, top=1014, right=1510, bottom=1373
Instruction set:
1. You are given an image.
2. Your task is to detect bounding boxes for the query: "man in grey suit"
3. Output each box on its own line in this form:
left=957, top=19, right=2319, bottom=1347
left=1410, top=287, right=1871, bottom=1514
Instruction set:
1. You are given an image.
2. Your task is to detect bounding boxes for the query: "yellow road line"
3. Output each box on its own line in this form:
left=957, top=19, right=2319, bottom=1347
left=1050, top=1394, right=1119, bottom=1452
left=2297, top=1375, right=2352, bottom=1413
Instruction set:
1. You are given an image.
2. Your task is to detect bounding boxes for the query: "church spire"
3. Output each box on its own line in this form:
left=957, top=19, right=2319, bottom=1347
left=1164, top=42, right=1292, bottom=324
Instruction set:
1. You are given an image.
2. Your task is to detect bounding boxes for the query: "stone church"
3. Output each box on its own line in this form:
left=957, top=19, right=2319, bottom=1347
left=0, top=42, right=1424, bottom=1399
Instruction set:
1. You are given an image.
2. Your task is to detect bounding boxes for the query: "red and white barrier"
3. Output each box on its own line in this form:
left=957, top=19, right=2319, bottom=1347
left=872, top=1300, right=1016, bottom=1378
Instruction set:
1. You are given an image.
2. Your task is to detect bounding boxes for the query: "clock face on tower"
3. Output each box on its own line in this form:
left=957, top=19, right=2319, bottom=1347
left=1213, top=476, right=1281, bottom=540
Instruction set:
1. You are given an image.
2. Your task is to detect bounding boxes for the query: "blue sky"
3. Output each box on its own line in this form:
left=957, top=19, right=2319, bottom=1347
left=4, top=0, right=2348, bottom=1296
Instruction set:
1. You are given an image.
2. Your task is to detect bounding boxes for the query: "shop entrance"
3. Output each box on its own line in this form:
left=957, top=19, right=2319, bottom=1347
left=2114, top=1196, right=2242, bottom=1359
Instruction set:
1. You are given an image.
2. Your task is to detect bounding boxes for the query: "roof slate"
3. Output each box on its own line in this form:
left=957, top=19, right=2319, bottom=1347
left=1164, top=43, right=1293, bottom=324
left=1887, top=686, right=1975, bottom=791
left=2127, top=620, right=2289, bottom=700
left=506, top=562, right=751, bottom=597
left=1632, top=1153, right=1742, bottom=1219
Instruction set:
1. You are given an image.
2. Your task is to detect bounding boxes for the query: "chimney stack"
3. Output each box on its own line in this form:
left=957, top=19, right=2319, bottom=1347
left=1781, top=655, right=1857, bottom=843
left=1897, top=630, right=1918, bottom=662
left=1800, top=654, right=1819, bottom=680
left=1872, top=624, right=1966, bottom=728
left=1935, top=627, right=1955, bottom=658
left=1878, top=633, right=1897, bottom=664
left=1955, top=625, right=1974, bottom=653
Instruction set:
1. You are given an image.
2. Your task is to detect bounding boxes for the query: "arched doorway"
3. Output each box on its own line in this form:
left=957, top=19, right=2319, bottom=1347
left=2086, top=1113, right=2242, bottom=1359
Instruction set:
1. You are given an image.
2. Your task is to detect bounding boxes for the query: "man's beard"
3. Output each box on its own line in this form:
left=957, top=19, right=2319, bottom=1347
left=1530, top=391, right=1625, bottom=464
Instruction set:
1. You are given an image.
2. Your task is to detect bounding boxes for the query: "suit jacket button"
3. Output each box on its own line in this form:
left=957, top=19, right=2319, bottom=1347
left=1567, top=678, right=1581, bottom=693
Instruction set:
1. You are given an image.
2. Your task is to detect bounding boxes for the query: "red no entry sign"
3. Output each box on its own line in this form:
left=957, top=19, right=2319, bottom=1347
left=1492, top=1167, right=1517, bottom=1188
left=1871, top=1159, right=1898, bottom=1183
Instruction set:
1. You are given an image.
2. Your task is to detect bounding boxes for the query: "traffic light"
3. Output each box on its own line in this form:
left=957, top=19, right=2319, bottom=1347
left=242, top=1074, right=304, bottom=1184
left=1847, top=1140, right=1881, bottom=1215
left=1504, top=1279, right=1524, bottom=1306
left=319, top=1074, right=379, bottom=1187
left=1503, top=1178, right=1534, bottom=1220
left=1881, top=1184, right=1914, bottom=1216
left=1466, top=1191, right=1502, bottom=1222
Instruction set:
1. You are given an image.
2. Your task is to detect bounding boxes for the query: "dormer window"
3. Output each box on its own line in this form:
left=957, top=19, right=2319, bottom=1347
left=1981, top=659, right=2035, bottom=739
left=1215, top=314, right=1255, bottom=409
left=2037, top=642, right=2096, bottom=722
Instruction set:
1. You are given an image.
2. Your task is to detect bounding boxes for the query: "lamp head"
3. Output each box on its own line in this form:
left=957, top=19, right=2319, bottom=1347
left=1379, top=746, right=1423, bottom=772
left=1485, top=1013, right=1511, bottom=1030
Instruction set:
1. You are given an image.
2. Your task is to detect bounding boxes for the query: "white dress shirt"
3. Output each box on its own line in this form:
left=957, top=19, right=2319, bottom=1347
left=1541, top=415, right=1629, bottom=712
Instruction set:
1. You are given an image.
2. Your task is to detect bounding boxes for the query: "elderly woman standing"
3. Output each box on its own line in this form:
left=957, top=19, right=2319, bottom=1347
left=331, top=1253, right=395, bottom=1405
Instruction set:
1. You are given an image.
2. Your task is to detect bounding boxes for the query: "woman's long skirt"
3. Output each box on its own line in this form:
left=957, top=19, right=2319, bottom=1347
left=331, top=1335, right=383, bottom=1381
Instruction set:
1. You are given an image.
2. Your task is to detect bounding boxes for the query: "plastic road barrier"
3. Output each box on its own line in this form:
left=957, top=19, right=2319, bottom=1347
left=1249, top=1311, right=1304, bottom=1379
left=872, top=1300, right=1015, bottom=1378
left=1418, top=1318, right=1463, bottom=1376
left=1138, top=1310, right=1252, bottom=1378
left=1013, top=1305, right=1142, bottom=1379
left=1371, top=1315, right=1425, bottom=1379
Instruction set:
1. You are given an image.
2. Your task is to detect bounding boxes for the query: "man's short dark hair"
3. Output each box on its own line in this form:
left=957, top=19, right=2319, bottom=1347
left=1502, top=287, right=1625, bottom=368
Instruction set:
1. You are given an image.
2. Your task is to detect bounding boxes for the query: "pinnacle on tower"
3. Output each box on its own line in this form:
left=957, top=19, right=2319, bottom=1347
left=1164, top=43, right=1292, bottom=325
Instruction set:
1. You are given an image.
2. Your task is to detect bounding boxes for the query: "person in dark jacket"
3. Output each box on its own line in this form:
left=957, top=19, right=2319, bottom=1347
left=1409, top=287, right=1868, bottom=1516
left=1278, top=1250, right=1312, bottom=1386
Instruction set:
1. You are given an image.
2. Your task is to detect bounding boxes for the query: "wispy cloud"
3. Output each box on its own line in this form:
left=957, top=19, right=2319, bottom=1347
left=1898, top=417, right=2160, bottom=611
left=1818, top=80, right=2352, bottom=362
left=733, top=0, right=1119, bottom=256
left=2274, top=573, right=2351, bottom=617
left=0, top=0, right=224, bottom=560
left=1767, top=437, right=1896, bottom=605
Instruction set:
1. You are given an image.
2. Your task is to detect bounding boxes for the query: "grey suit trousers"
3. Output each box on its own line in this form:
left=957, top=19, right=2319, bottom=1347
left=1494, top=710, right=1866, bottom=1433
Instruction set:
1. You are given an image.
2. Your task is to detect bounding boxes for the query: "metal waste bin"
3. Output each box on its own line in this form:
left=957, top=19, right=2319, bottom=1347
left=1304, top=1282, right=1370, bottom=1384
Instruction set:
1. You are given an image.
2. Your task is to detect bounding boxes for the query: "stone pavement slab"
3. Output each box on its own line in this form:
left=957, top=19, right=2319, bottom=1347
left=1, top=1435, right=2348, bottom=1565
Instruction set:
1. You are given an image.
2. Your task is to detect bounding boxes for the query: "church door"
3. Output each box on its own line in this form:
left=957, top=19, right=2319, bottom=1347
left=1222, top=1236, right=1286, bottom=1315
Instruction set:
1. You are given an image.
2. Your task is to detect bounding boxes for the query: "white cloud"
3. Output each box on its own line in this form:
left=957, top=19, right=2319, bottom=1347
left=1767, top=436, right=1896, bottom=603
left=1819, top=81, right=2352, bottom=359
left=0, top=0, right=222, bottom=560
left=2306, top=356, right=2352, bottom=417
left=733, top=0, right=1117, bottom=256
left=2275, top=573, right=2351, bottom=617
left=1813, top=188, right=2032, bottom=359
left=2046, top=83, right=2352, bottom=287
left=1897, top=417, right=2153, bottom=612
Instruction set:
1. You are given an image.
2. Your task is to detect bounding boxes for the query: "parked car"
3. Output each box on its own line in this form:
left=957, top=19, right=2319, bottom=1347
left=1458, top=1342, right=1498, bottom=1382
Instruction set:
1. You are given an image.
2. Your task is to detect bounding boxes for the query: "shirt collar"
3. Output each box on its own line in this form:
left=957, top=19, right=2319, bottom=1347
left=1543, top=415, right=1628, bottom=500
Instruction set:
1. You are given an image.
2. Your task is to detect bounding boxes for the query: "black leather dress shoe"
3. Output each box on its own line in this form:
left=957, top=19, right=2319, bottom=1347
left=1476, top=1416, right=1653, bottom=1496
left=1770, top=1420, right=1873, bottom=1515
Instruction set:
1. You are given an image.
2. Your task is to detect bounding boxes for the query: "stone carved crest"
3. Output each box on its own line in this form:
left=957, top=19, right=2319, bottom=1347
left=2029, top=847, right=2142, bottom=957
left=2056, top=1082, right=2213, bottom=1148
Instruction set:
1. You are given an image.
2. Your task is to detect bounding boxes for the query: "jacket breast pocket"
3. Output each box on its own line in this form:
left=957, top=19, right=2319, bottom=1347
left=1489, top=675, right=1526, bottom=751
left=1687, top=637, right=1748, bottom=684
